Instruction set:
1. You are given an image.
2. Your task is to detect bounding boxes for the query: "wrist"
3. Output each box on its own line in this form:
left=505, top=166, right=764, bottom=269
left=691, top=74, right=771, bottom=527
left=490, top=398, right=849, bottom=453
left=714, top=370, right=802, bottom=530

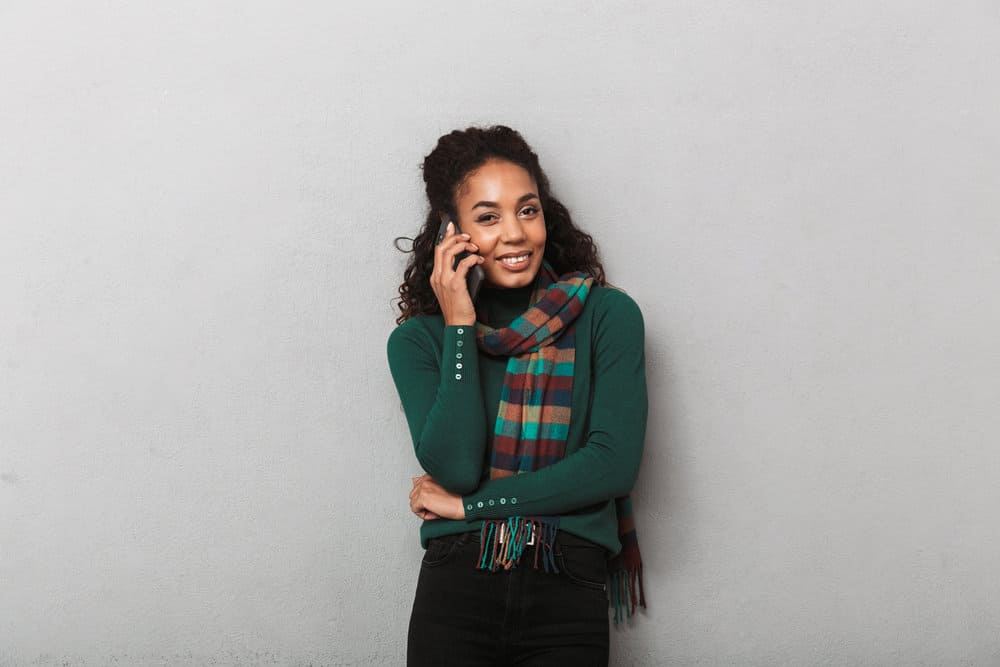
left=444, top=317, right=475, bottom=327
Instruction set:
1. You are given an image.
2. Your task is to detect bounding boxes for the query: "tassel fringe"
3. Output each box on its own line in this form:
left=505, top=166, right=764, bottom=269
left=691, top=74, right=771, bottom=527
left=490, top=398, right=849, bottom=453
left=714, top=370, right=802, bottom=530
left=477, top=517, right=560, bottom=573
left=609, top=563, right=646, bottom=625
left=478, top=517, right=646, bottom=626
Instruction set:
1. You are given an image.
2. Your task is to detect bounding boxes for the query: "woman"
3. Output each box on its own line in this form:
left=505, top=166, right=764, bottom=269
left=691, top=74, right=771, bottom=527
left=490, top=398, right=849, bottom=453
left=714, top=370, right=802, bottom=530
left=387, top=125, right=647, bottom=666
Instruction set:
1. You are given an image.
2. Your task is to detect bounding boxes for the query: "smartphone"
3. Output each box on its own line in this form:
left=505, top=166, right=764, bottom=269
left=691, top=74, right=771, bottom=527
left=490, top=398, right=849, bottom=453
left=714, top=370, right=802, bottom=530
left=436, top=213, right=484, bottom=303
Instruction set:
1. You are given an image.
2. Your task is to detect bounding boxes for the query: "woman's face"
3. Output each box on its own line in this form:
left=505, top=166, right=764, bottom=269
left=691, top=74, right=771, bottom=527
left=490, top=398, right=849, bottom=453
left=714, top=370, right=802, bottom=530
left=453, top=159, right=547, bottom=289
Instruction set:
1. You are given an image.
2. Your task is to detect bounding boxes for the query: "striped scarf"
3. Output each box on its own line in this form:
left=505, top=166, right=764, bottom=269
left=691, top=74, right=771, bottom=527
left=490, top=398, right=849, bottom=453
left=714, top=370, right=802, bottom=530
left=474, top=261, right=646, bottom=624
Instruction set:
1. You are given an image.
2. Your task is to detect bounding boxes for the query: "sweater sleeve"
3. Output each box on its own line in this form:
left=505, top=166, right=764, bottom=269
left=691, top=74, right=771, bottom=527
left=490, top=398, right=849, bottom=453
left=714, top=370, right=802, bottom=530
left=460, top=289, right=648, bottom=519
left=387, top=321, right=487, bottom=494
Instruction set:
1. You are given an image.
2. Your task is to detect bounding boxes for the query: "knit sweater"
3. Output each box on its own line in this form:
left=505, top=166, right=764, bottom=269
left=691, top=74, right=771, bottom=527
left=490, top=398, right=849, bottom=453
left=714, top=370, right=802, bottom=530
left=386, top=282, right=647, bottom=556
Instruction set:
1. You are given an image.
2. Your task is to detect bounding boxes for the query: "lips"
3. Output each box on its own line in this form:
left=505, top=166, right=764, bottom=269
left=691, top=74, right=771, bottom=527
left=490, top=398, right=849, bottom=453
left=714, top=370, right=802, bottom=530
left=496, top=251, right=532, bottom=269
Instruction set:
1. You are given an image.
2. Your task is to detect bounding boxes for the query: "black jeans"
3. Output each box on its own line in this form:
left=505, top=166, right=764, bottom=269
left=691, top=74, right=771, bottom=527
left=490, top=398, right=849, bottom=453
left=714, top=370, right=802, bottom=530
left=407, top=530, right=610, bottom=666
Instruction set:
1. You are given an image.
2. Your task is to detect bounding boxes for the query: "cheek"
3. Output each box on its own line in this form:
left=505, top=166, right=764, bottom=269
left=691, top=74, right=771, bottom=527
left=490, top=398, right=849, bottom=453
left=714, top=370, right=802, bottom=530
left=533, top=224, right=547, bottom=250
left=470, top=230, right=498, bottom=255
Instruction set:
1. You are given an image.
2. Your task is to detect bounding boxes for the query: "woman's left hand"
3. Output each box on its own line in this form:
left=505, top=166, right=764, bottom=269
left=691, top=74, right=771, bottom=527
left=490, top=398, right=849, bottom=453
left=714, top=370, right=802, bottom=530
left=410, top=474, right=466, bottom=521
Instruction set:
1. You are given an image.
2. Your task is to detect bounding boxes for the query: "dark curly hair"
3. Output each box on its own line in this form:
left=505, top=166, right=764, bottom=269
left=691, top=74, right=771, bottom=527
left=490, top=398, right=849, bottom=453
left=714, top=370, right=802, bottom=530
left=394, top=125, right=606, bottom=324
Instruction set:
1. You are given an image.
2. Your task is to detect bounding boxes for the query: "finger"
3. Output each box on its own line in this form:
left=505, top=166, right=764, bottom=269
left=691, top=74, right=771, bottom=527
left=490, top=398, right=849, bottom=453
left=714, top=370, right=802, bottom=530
left=412, top=502, right=434, bottom=519
left=434, top=224, right=464, bottom=257
left=453, top=251, right=485, bottom=281
left=431, top=225, right=460, bottom=280
left=441, top=239, right=477, bottom=273
left=431, top=236, right=447, bottom=283
left=409, top=481, right=426, bottom=503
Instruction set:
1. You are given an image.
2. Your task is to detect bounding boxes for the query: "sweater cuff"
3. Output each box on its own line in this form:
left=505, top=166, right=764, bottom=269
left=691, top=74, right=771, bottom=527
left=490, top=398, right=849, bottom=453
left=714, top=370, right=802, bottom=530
left=441, top=325, right=477, bottom=386
left=461, top=488, right=520, bottom=521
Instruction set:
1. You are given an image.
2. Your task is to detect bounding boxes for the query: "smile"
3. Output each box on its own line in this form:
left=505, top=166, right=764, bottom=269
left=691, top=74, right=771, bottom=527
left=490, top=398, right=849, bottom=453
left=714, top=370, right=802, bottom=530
left=498, top=253, right=531, bottom=267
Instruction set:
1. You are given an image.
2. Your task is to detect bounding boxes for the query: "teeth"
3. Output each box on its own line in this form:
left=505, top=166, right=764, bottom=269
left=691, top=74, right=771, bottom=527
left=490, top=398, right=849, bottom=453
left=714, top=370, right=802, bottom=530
left=500, top=254, right=529, bottom=266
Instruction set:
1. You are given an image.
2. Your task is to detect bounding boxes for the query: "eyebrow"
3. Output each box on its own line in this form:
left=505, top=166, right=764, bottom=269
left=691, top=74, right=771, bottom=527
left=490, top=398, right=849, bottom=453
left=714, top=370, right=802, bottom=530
left=471, top=193, right=539, bottom=210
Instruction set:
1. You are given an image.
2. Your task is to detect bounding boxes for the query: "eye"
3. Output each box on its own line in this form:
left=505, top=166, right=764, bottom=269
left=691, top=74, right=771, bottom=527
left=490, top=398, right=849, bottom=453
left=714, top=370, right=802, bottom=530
left=476, top=213, right=499, bottom=224
left=520, top=206, right=539, bottom=216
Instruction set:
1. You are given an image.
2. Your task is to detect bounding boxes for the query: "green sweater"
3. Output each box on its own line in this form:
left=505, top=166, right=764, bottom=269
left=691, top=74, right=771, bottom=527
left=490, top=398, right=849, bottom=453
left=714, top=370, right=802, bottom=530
left=386, top=283, right=647, bottom=556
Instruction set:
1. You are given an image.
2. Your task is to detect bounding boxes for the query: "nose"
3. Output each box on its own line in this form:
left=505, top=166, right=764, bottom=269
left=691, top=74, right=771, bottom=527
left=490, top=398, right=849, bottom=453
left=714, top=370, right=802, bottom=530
left=498, top=214, right=526, bottom=243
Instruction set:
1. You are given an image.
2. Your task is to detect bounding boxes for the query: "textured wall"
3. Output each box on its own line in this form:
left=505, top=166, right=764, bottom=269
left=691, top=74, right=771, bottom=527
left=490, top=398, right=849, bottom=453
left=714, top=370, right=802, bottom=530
left=2, top=1, right=999, bottom=665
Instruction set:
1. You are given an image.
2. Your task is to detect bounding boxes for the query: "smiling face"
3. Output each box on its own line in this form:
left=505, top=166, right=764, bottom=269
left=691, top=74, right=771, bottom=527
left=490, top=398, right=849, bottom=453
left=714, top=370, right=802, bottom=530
left=453, top=159, right=547, bottom=289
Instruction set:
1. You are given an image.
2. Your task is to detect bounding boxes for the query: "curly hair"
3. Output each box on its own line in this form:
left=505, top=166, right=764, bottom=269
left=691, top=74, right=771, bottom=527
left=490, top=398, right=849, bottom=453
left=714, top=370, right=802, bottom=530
left=394, top=125, right=606, bottom=324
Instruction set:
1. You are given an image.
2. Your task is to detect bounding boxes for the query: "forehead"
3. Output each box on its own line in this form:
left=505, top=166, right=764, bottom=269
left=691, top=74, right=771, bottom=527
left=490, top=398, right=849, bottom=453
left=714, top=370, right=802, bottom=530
left=455, top=159, right=538, bottom=204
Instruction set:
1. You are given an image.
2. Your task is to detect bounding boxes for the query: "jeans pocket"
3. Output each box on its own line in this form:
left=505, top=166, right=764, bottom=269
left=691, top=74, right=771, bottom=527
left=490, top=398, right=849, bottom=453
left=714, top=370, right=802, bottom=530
left=555, top=544, right=608, bottom=591
left=421, top=536, right=462, bottom=568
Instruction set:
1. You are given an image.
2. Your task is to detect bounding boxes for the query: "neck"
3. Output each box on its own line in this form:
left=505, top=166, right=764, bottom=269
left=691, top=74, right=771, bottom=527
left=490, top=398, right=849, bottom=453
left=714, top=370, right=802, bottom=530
left=478, top=282, right=535, bottom=328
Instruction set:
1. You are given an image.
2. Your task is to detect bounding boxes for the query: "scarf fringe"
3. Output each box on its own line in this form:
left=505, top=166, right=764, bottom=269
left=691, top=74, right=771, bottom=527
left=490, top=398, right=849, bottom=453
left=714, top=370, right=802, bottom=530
left=477, top=517, right=560, bottom=573
left=478, top=517, right=647, bottom=626
left=609, top=563, right=646, bottom=625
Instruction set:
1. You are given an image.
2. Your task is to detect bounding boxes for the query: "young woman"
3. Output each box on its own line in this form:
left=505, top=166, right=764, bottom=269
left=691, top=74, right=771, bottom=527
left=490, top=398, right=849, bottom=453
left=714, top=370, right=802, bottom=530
left=387, top=125, right=647, bottom=666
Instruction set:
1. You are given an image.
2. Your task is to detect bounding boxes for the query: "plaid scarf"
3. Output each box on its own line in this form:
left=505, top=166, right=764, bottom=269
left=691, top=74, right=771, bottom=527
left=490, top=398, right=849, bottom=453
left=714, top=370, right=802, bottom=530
left=473, top=261, right=646, bottom=624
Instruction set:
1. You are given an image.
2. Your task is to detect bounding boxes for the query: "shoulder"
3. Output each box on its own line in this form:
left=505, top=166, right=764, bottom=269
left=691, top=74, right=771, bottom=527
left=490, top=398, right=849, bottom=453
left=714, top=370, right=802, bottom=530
left=582, top=285, right=646, bottom=372
left=586, top=284, right=644, bottom=329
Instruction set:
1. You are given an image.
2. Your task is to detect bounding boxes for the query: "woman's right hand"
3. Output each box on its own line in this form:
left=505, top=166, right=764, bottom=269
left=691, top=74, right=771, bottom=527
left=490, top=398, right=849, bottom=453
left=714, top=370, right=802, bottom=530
left=430, top=222, right=485, bottom=326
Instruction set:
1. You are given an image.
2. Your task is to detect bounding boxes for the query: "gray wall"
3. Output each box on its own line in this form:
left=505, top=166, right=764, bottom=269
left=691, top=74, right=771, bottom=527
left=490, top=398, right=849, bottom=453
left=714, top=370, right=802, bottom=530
left=2, top=2, right=998, bottom=665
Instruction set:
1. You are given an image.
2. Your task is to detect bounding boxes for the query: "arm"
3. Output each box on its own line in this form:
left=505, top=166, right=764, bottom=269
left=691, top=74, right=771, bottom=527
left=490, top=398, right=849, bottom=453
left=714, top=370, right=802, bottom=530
left=460, top=289, right=648, bottom=519
left=387, top=321, right=487, bottom=494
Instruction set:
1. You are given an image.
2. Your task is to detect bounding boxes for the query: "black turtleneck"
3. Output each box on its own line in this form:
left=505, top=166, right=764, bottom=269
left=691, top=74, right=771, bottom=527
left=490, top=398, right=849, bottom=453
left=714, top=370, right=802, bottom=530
left=476, top=283, right=535, bottom=328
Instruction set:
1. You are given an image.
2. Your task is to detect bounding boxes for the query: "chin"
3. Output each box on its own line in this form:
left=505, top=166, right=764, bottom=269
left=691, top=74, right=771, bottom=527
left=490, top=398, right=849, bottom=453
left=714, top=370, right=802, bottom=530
left=484, top=276, right=531, bottom=289
left=484, top=264, right=541, bottom=289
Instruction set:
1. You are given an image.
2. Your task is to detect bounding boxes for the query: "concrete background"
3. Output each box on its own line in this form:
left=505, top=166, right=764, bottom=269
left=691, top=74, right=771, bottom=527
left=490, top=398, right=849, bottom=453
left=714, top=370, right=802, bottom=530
left=2, top=1, right=999, bottom=665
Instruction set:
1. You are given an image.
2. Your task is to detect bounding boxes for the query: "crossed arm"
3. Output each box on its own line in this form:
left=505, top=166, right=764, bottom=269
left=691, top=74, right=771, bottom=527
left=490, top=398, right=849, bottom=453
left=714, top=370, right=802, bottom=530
left=387, top=289, right=647, bottom=523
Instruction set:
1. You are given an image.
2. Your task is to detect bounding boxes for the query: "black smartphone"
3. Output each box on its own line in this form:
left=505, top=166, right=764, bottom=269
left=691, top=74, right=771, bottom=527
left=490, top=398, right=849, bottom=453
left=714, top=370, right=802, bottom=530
left=436, top=213, right=484, bottom=303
